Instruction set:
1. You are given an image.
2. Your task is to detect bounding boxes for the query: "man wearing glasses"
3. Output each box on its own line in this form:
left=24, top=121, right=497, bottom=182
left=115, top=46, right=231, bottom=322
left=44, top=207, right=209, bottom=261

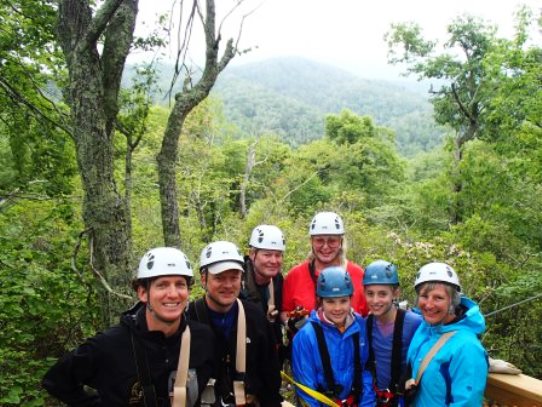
left=281, top=211, right=369, bottom=334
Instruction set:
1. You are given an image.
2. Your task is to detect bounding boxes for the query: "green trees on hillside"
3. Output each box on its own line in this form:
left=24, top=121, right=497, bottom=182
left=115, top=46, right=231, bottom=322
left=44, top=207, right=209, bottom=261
left=0, top=3, right=541, bottom=404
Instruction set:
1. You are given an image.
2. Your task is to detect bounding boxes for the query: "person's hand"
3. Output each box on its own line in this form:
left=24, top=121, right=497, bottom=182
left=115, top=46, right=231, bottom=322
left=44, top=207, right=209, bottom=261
left=286, top=307, right=309, bottom=333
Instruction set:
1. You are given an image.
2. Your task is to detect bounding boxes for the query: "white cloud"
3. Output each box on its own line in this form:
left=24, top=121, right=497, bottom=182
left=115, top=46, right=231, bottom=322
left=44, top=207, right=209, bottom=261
left=134, top=0, right=541, bottom=80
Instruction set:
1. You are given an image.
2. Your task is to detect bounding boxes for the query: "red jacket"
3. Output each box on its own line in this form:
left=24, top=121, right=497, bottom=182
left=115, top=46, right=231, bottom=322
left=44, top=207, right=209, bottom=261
left=282, top=260, right=368, bottom=316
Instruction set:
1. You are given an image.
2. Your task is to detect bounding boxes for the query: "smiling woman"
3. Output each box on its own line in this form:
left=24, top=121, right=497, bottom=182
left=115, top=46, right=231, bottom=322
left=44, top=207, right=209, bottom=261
left=405, top=262, right=488, bottom=406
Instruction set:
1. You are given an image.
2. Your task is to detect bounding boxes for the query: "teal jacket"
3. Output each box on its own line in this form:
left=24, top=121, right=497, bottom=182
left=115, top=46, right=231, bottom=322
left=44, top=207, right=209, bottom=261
left=406, top=297, right=488, bottom=406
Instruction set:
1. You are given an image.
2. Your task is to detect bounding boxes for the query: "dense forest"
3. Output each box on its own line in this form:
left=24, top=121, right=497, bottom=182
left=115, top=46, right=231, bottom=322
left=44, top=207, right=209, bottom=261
left=0, top=0, right=541, bottom=404
left=126, top=57, right=447, bottom=155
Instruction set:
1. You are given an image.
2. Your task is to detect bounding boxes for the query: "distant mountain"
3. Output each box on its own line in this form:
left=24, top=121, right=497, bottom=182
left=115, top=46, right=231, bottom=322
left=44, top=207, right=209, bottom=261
left=211, top=57, right=446, bottom=154
left=125, top=57, right=446, bottom=155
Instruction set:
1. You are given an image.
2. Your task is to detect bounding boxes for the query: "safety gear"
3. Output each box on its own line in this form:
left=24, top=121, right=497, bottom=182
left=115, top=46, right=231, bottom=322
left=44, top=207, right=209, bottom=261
left=199, top=241, right=244, bottom=274
left=406, top=296, right=487, bottom=405
left=363, top=260, right=399, bottom=286
left=309, top=212, right=345, bottom=235
left=249, top=224, right=285, bottom=251
left=316, top=266, right=353, bottom=298
left=136, top=247, right=193, bottom=280
left=414, top=262, right=461, bottom=291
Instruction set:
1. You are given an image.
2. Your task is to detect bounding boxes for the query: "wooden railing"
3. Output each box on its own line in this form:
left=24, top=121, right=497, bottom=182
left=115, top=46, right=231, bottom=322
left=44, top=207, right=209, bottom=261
left=485, top=373, right=542, bottom=407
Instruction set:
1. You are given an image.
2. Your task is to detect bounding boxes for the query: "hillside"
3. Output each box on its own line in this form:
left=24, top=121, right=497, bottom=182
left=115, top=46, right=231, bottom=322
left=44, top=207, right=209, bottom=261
left=127, top=57, right=447, bottom=155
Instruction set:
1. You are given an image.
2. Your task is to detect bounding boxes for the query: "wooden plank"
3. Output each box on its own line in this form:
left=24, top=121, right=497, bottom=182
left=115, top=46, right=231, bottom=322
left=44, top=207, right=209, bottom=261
left=485, top=373, right=542, bottom=407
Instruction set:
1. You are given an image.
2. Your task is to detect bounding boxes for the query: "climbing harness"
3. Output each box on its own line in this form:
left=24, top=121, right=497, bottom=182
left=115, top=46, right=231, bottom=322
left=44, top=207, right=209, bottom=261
left=311, top=321, right=362, bottom=407
left=366, top=309, right=406, bottom=406
left=192, top=298, right=250, bottom=407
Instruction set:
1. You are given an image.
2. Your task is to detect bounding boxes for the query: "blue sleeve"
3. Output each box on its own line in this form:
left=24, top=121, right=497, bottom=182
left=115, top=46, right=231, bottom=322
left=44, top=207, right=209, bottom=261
left=448, top=339, right=488, bottom=406
left=359, top=370, right=376, bottom=407
left=292, top=327, right=321, bottom=407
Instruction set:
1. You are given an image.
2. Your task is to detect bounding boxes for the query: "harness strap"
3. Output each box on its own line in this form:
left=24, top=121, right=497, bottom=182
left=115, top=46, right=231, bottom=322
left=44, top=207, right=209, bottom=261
left=267, top=278, right=275, bottom=316
left=309, top=260, right=318, bottom=306
left=311, top=321, right=362, bottom=402
left=352, top=331, right=362, bottom=405
left=233, top=299, right=247, bottom=406
left=405, top=331, right=457, bottom=392
left=130, top=332, right=159, bottom=407
left=366, top=308, right=406, bottom=394
left=390, top=309, right=405, bottom=392
left=311, top=321, right=337, bottom=397
left=366, top=314, right=375, bottom=374
left=171, top=326, right=191, bottom=407
left=415, top=331, right=456, bottom=384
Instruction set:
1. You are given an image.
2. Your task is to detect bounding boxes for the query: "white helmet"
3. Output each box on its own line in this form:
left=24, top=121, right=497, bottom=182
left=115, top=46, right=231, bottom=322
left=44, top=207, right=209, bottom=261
left=309, top=211, right=345, bottom=235
left=199, top=241, right=244, bottom=275
left=249, top=225, right=285, bottom=251
left=415, top=262, right=461, bottom=292
left=137, top=247, right=193, bottom=280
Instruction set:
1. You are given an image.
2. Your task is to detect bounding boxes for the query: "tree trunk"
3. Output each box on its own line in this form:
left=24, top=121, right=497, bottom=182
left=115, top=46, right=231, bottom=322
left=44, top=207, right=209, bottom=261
left=240, top=142, right=256, bottom=218
left=57, top=0, right=137, bottom=324
left=157, top=0, right=235, bottom=247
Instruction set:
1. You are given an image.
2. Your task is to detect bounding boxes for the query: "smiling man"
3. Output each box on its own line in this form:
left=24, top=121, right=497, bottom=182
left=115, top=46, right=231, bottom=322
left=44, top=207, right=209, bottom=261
left=240, top=225, right=286, bottom=362
left=188, top=241, right=282, bottom=407
left=42, top=247, right=215, bottom=407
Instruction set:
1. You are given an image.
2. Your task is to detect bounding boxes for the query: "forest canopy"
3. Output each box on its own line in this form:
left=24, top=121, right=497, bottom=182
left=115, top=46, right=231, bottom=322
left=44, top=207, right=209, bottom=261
left=0, top=1, right=540, bottom=404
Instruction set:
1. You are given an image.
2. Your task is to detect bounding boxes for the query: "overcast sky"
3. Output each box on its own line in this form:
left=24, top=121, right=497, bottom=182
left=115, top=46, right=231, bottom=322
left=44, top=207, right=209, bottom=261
left=134, top=0, right=541, bottom=80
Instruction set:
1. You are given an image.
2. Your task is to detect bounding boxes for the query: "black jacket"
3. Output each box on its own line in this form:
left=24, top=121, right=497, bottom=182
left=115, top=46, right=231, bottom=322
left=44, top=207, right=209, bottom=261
left=42, top=302, right=215, bottom=406
left=187, top=298, right=282, bottom=407
left=240, top=257, right=284, bottom=346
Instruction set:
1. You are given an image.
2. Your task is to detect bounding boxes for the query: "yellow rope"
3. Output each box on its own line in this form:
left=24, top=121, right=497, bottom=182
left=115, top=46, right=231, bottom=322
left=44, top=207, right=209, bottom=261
left=281, top=371, right=340, bottom=407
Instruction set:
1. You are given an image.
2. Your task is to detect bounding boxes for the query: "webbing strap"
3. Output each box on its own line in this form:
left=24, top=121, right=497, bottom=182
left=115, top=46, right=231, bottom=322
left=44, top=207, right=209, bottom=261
left=233, top=299, right=247, bottom=406
left=351, top=331, right=362, bottom=405
left=366, top=308, right=405, bottom=392
left=281, top=371, right=339, bottom=407
left=311, top=322, right=362, bottom=401
left=415, top=331, right=456, bottom=384
left=267, top=278, right=275, bottom=315
left=366, top=314, right=375, bottom=373
left=311, top=322, right=336, bottom=397
left=390, top=309, right=405, bottom=391
left=171, top=326, right=191, bottom=407
left=130, top=332, right=159, bottom=407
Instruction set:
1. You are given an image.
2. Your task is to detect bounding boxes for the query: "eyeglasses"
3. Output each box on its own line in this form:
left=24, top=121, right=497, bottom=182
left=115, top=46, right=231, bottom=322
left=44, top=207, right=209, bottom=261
left=312, top=236, right=341, bottom=248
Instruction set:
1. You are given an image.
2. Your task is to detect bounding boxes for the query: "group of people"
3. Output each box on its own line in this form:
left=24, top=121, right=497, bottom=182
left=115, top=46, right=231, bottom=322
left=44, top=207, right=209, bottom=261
left=42, top=211, right=489, bottom=407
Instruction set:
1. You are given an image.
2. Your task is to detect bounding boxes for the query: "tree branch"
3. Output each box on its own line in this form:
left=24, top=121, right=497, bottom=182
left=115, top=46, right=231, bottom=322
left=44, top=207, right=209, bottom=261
left=0, top=77, right=74, bottom=138
left=82, top=0, right=125, bottom=51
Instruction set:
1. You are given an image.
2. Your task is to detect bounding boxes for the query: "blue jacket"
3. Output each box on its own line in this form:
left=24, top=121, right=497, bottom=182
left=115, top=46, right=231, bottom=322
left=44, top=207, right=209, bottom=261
left=406, top=297, right=488, bottom=406
left=292, top=310, right=375, bottom=407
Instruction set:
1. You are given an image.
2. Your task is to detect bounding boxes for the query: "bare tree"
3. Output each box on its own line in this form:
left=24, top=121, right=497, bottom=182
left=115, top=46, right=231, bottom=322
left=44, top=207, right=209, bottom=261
left=157, top=0, right=238, bottom=247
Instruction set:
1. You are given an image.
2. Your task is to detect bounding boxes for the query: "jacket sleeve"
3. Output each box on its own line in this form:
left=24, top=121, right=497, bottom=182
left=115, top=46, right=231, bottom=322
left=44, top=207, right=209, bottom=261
left=448, top=338, right=488, bottom=407
left=42, top=340, right=102, bottom=406
left=291, top=327, right=321, bottom=407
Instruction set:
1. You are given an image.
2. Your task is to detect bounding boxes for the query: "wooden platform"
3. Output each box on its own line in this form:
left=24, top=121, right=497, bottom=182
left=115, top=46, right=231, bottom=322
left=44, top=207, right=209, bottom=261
left=485, top=373, right=542, bottom=407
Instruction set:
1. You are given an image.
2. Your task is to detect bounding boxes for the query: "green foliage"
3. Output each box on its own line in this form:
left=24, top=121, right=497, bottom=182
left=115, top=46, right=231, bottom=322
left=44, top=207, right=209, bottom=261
left=124, top=57, right=446, bottom=154
left=0, top=200, right=100, bottom=405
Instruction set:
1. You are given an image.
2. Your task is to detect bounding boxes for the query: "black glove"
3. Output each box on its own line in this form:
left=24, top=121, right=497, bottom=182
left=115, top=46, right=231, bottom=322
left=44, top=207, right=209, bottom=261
left=287, top=315, right=306, bottom=333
